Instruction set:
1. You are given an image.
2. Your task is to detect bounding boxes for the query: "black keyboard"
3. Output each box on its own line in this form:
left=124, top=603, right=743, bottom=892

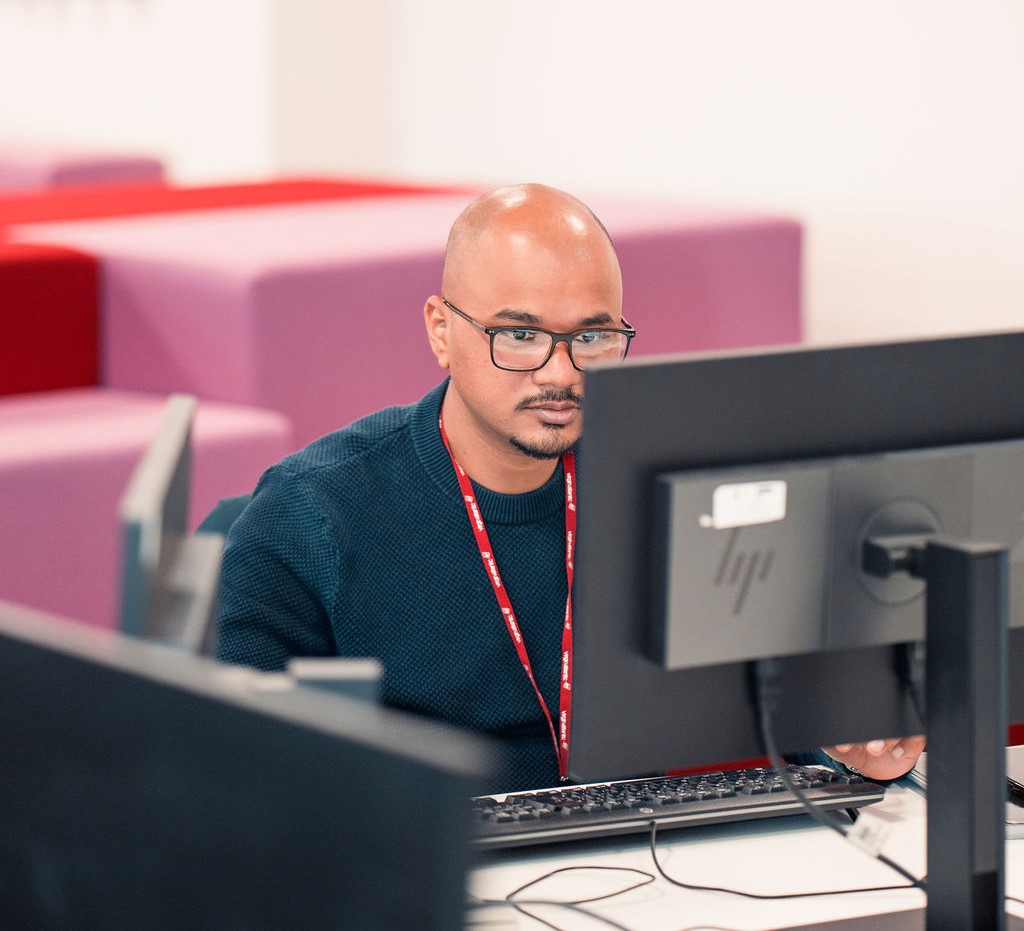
left=471, top=764, right=885, bottom=849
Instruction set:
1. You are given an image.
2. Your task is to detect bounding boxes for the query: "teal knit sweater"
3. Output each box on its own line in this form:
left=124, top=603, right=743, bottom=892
left=217, top=381, right=571, bottom=792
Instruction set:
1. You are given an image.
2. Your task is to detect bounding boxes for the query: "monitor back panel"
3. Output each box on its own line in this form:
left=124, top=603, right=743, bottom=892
left=0, top=601, right=492, bottom=931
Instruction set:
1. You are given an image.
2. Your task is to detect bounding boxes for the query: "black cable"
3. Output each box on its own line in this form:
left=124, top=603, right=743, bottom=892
left=648, top=821, right=917, bottom=901
left=506, top=899, right=633, bottom=931
left=641, top=658, right=925, bottom=902
left=468, top=894, right=635, bottom=931
left=752, top=658, right=927, bottom=892
left=467, top=864, right=655, bottom=931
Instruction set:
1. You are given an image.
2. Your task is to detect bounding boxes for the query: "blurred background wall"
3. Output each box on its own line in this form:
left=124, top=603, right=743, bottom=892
left=1, top=0, right=1021, bottom=347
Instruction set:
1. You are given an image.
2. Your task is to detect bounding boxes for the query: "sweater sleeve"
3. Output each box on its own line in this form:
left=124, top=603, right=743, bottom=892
left=215, top=462, right=339, bottom=671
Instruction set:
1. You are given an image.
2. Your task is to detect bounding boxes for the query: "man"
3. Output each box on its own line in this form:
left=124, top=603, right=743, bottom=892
left=217, top=183, right=923, bottom=791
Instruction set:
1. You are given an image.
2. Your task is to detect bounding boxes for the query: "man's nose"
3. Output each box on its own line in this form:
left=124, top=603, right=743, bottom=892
left=534, top=339, right=580, bottom=384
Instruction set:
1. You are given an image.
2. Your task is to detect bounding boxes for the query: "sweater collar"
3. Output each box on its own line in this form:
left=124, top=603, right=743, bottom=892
left=411, top=379, right=574, bottom=525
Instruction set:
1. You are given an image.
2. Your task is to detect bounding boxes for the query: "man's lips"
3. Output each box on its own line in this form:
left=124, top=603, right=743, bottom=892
left=526, top=403, right=581, bottom=426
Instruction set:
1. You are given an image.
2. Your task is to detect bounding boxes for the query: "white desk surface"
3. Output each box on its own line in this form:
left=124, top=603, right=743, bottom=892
left=468, top=783, right=1024, bottom=930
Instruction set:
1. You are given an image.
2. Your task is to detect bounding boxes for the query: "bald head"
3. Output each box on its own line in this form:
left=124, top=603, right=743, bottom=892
left=442, top=183, right=619, bottom=299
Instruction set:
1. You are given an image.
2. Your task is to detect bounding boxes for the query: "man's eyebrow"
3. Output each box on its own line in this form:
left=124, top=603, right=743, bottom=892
left=493, top=308, right=617, bottom=327
left=493, top=308, right=542, bottom=325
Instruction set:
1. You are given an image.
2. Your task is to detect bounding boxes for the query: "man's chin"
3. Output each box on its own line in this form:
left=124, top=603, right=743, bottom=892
left=509, top=429, right=578, bottom=461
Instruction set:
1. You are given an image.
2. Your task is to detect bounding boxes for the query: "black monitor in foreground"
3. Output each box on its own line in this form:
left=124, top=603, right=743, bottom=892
left=0, top=600, right=493, bottom=930
left=572, top=329, right=1024, bottom=929
left=119, top=394, right=222, bottom=654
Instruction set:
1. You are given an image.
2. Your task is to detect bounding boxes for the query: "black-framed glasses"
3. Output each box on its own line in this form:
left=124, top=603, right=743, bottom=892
left=442, top=299, right=636, bottom=372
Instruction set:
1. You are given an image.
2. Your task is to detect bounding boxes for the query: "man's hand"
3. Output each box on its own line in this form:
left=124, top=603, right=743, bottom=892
left=823, top=735, right=926, bottom=781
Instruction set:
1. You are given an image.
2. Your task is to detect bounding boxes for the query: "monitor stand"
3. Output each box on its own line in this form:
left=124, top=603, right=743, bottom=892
left=922, top=539, right=1008, bottom=929
left=787, top=537, right=1013, bottom=931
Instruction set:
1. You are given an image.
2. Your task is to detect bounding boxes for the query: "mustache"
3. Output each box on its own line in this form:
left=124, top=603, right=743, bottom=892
left=515, top=388, right=584, bottom=411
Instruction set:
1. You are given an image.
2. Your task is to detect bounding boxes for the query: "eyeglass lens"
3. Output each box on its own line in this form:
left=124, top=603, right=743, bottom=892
left=491, top=329, right=630, bottom=371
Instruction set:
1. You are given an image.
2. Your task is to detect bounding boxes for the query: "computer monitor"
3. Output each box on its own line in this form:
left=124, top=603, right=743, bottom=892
left=119, top=394, right=222, bottom=654
left=0, top=599, right=493, bottom=930
left=571, top=329, right=1024, bottom=928
left=571, top=329, right=1024, bottom=778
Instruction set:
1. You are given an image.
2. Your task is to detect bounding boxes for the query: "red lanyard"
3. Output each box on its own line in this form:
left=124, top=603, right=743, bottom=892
left=439, top=415, right=576, bottom=781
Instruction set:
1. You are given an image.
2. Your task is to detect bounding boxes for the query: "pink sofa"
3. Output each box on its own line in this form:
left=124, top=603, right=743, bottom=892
left=0, top=141, right=164, bottom=191
left=0, top=179, right=466, bottom=397
left=9, top=193, right=801, bottom=448
left=0, top=389, right=292, bottom=628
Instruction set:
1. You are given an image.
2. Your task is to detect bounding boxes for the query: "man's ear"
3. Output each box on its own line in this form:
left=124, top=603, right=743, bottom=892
left=423, top=296, right=450, bottom=370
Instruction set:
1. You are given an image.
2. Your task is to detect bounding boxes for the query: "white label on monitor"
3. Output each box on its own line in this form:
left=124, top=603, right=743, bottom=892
left=700, top=480, right=788, bottom=529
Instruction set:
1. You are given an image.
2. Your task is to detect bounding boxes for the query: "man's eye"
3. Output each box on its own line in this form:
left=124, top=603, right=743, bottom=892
left=577, top=331, right=608, bottom=344
left=510, top=329, right=538, bottom=342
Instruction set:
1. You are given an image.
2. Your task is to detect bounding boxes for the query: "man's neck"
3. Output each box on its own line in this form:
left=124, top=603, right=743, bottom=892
left=440, top=399, right=561, bottom=495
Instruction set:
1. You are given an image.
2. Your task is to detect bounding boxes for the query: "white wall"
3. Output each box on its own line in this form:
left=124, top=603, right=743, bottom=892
left=1, top=0, right=1022, bottom=346
left=0, top=0, right=275, bottom=179
left=385, top=0, right=1024, bottom=346
left=271, top=3, right=401, bottom=177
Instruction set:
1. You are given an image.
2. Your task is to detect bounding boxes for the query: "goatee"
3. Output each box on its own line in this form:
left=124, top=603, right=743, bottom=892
left=509, top=429, right=576, bottom=461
